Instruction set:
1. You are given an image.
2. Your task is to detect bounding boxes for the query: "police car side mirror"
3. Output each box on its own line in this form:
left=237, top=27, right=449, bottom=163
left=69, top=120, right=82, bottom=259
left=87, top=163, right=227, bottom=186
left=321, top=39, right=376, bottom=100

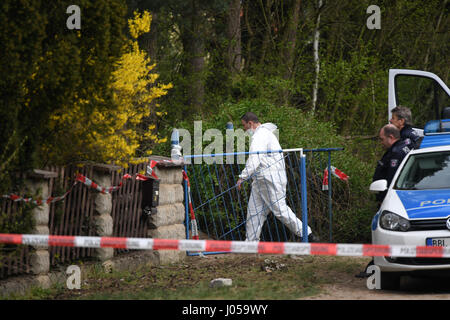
left=369, top=180, right=388, bottom=192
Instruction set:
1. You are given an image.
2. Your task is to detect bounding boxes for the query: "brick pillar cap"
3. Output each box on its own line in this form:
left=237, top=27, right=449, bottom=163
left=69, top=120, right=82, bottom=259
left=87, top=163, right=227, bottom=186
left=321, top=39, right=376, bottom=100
left=28, top=169, right=58, bottom=179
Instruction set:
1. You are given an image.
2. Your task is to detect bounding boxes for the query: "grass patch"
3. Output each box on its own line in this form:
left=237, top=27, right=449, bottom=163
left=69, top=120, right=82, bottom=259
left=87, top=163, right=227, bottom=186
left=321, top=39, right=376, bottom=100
left=5, top=254, right=371, bottom=300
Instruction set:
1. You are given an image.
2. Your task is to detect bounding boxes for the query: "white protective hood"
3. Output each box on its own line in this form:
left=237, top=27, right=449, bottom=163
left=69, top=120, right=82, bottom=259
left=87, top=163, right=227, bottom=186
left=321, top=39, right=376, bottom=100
left=239, top=122, right=285, bottom=183
left=260, top=122, right=278, bottom=132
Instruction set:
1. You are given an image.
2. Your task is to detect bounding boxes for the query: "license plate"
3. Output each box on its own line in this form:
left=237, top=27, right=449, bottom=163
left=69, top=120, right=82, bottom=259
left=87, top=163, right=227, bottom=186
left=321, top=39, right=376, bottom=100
left=426, top=237, right=450, bottom=247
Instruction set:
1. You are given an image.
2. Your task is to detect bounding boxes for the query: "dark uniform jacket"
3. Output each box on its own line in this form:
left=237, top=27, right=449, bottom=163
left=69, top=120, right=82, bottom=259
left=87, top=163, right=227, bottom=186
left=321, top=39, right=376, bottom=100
left=400, top=125, right=420, bottom=150
left=373, top=139, right=411, bottom=202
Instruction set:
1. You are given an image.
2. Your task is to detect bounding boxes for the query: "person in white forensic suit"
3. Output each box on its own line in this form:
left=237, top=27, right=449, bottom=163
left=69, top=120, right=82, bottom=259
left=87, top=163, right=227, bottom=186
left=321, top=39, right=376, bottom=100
left=236, top=112, right=318, bottom=242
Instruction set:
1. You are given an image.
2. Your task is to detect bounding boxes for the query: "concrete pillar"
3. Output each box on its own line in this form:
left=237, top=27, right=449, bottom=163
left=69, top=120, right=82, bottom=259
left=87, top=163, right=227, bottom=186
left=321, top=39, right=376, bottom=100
left=26, top=169, right=58, bottom=288
left=92, top=164, right=121, bottom=262
left=147, top=157, right=186, bottom=264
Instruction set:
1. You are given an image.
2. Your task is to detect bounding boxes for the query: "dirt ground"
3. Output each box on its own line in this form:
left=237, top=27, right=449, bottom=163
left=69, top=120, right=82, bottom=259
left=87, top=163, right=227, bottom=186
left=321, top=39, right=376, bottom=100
left=16, top=252, right=450, bottom=300
left=299, top=258, right=450, bottom=300
left=305, top=279, right=450, bottom=300
left=190, top=254, right=450, bottom=300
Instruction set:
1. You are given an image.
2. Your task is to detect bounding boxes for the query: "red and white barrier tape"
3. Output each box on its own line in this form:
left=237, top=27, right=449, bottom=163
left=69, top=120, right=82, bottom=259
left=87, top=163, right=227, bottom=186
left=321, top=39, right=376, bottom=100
left=322, top=166, right=349, bottom=191
left=146, top=160, right=159, bottom=180
left=1, top=233, right=449, bottom=258
left=182, top=170, right=199, bottom=240
left=1, top=183, right=78, bottom=206
left=76, top=172, right=152, bottom=194
left=76, top=174, right=123, bottom=194
left=1, top=159, right=177, bottom=205
left=2, top=172, right=152, bottom=206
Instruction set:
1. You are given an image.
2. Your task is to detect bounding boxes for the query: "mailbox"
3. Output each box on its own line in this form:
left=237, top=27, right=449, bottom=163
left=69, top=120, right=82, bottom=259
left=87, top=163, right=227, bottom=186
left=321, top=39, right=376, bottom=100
left=141, top=178, right=160, bottom=217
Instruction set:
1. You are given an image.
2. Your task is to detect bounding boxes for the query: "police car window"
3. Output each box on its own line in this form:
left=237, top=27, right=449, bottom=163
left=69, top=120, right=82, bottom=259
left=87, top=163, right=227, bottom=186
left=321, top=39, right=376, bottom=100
left=395, top=151, right=450, bottom=190
left=395, top=75, right=450, bottom=129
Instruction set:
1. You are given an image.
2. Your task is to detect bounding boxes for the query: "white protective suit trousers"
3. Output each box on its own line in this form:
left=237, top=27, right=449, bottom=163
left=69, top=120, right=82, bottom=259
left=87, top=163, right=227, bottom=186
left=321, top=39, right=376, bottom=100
left=245, top=178, right=312, bottom=241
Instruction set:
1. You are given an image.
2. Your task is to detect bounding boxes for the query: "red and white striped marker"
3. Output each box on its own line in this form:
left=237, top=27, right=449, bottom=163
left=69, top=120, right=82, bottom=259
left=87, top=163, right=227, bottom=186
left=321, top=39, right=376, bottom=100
left=146, top=160, right=159, bottom=180
left=75, top=174, right=127, bottom=194
left=0, top=233, right=449, bottom=258
left=1, top=172, right=153, bottom=206
left=1, top=183, right=78, bottom=206
left=2, top=159, right=169, bottom=206
left=182, top=170, right=199, bottom=240
left=322, top=168, right=329, bottom=191
left=322, top=166, right=349, bottom=191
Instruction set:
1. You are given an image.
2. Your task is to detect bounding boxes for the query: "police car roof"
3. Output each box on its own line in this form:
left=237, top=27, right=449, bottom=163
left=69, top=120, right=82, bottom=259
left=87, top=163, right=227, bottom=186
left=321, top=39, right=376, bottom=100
left=417, top=140, right=450, bottom=151
left=420, top=134, right=450, bottom=149
left=419, top=119, right=450, bottom=149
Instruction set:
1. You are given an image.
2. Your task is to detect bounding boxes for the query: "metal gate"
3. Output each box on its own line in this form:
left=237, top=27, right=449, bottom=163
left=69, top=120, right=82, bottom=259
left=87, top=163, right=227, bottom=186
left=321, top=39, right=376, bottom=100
left=183, top=148, right=343, bottom=255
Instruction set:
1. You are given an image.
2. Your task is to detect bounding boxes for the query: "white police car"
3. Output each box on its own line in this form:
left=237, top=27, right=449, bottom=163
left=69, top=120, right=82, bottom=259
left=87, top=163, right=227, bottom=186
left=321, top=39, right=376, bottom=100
left=370, top=69, right=450, bottom=289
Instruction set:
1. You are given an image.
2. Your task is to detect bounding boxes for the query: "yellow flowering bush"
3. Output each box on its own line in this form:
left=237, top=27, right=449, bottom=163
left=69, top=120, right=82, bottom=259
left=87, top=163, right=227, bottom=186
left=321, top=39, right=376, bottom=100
left=45, top=11, right=172, bottom=167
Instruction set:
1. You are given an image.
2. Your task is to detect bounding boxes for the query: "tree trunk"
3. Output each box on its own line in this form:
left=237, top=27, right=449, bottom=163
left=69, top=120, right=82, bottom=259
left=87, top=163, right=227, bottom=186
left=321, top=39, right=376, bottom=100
left=281, top=0, right=301, bottom=104
left=141, top=12, right=158, bottom=63
left=258, top=0, right=274, bottom=66
left=181, top=0, right=205, bottom=116
left=282, top=0, right=301, bottom=80
left=312, top=0, right=323, bottom=114
left=243, top=2, right=254, bottom=71
left=226, top=0, right=242, bottom=75
left=424, top=0, right=447, bottom=69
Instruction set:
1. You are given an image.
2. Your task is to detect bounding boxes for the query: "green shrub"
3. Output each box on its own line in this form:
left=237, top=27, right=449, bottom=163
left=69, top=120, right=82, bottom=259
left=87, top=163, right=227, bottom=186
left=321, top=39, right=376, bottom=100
left=157, top=98, right=380, bottom=243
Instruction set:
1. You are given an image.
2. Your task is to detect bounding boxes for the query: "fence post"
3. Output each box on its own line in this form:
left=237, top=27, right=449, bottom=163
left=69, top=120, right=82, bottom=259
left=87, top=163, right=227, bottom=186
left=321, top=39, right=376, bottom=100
left=92, top=164, right=121, bottom=262
left=27, top=169, right=58, bottom=288
left=147, top=157, right=186, bottom=264
left=327, top=151, right=333, bottom=242
left=300, top=152, right=309, bottom=243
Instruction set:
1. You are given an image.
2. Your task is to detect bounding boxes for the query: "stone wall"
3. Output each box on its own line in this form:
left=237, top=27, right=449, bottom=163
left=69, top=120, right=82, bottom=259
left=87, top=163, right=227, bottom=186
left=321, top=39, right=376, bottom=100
left=27, top=169, right=58, bottom=289
left=0, top=159, right=187, bottom=296
left=92, top=164, right=120, bottom=263
left=147, top=158, right=186, bottom=264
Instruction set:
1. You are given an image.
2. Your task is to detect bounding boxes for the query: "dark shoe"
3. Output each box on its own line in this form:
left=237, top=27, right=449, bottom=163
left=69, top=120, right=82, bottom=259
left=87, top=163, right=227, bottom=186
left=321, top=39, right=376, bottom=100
left=355, top=271, right=371, bottom=278
left=355, top=260, right=374, bottom=278
left=300, top=234, right=320, bottom=243
left=308, top=234, right=320, bottom=243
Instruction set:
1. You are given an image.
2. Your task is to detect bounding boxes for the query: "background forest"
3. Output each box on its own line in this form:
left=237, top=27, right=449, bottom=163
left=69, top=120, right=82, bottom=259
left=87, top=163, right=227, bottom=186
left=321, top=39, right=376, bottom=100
left=0, top=0, right=448, bottom=242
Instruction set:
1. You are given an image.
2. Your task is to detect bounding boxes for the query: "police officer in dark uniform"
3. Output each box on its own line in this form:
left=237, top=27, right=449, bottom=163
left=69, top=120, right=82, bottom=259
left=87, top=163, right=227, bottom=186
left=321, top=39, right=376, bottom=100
left=356, top=124, right=412, bottom=279
left=390, top=106, right=421, bottom=150
left=400, top=125, right=420, bottom=149
left=373, top=124, right=411, bottom=203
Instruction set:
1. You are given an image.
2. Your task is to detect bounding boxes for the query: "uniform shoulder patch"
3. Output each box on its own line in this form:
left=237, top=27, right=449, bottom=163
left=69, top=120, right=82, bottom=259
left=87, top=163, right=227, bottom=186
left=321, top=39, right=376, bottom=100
left=390, top=159, right=398, bottom=167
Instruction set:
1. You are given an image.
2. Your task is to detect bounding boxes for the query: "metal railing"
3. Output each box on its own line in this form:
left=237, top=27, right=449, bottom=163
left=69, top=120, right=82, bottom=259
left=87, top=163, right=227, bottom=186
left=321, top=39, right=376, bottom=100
left=183, top=148, right=343, bottom=256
